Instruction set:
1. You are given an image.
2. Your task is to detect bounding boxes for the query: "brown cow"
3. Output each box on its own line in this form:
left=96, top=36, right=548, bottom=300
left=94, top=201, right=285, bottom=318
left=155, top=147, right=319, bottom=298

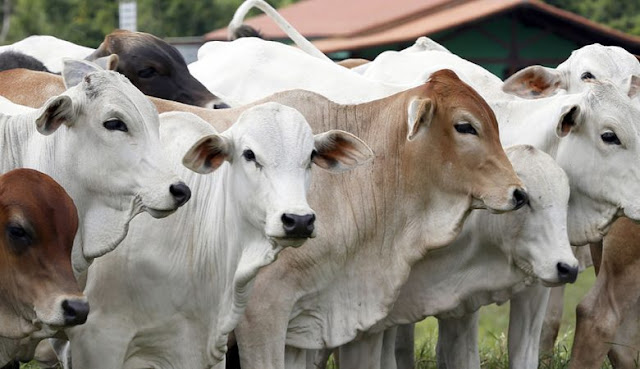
left=86, top=30, right=221, bottom=108
left=0, top=168, right=86, bottom=365
left=569, top=219, right=640, bottom=369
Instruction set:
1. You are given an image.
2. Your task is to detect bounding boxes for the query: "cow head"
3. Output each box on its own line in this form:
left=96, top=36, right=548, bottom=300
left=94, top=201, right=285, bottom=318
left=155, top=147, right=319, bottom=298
left=503, top=44, right=640, bottom=98
left=36, top=59, right=190, bottom=273
left=182, top=103, right=374, bottom=248
left=0, top=169, right=87, bottom=339
left=489, top=146, right=578, bottom=285
left=551, top=80, right=640, bottom=245
left=400, top=69, right=526, bottom=246
left=86, top=29, right=222, bottom=108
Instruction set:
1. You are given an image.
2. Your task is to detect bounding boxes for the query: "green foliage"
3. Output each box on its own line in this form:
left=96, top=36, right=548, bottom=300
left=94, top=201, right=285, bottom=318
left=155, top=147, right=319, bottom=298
left=0, top=0, right=299, bottom=47
left=545, top=0, right=640, bottom=36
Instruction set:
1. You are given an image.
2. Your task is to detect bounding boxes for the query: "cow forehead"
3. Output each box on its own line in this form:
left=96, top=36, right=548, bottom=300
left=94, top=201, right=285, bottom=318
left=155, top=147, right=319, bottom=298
left=231, top=103, right=315, bottom=162
left=426, top=70, right=498, bottom=129
left=78, top=71, right=159, bottom=126
left=586, top=82, right=640, bottom=127
left=114, top=31, right=185, bottom=64
left=561, top=44, right=640, bottom=78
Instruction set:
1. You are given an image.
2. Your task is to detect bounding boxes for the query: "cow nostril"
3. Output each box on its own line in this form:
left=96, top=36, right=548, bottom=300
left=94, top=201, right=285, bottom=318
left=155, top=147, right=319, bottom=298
left=512, top=188, right=528, bottom=210
left=169, top=182, right=191, bottom=207
left=62, top=299, right=90, bottom=326
left=213, top=102, right=230, bottom=109
left=557, top=262, right=578, bottom=283
left=281, top=213, right=315, bottom=238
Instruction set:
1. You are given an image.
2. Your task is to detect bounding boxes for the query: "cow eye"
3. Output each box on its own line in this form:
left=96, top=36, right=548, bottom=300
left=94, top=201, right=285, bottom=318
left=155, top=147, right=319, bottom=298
left=242, top=149, right=262, bottom=168
left=601, top=131, right=621, bottom=145
left=310, top=150, right=317, bottom=161
left=103, top=119, right=128, bottom=133
left=454, top=122, right=478, bottom=135
left=6, top=225, right=31, bottom=251
left=138, top=67, right=157, bottom=79
left=581, top=72, right=595, bottom=80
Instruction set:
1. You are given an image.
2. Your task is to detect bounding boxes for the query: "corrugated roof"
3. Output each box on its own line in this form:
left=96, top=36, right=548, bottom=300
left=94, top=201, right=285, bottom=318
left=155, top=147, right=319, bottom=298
left=205, top=0, right=463, bottom=40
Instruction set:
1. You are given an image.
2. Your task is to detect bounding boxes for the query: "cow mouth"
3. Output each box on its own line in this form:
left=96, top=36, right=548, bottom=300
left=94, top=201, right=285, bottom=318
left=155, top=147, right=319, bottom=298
left=268, top=236, right=311, bottom=248
left=144, top=207, right=178, bottom=218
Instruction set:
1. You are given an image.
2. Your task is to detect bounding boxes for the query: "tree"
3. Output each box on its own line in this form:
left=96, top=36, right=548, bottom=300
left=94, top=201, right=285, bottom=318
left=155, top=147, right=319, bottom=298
left=545, top=0, right=640, bottom=36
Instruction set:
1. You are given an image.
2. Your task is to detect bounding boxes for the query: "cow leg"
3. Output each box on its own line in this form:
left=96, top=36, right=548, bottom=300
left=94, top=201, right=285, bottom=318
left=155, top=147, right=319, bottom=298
left=307, top=349, right=332, bottom=369
left=570, top=222, right=640, bottom=369
left=607, top=298, right=640, bottom=369
left=539, top=285, right=564, bottom=356
left=508, top=283, right=550, bottom=369
left=33, top=339, right=62, bottom=368
left=394, top=323, right=415, bottom=369
left=285, top=346, right=308, bottom=369
left=67, top=319, right=131, bottom=369
left=380, top=327, right=398, bottom=369
left=436, top=312, right=481, bottom=369
left=338, top=333, right=383, bottom=369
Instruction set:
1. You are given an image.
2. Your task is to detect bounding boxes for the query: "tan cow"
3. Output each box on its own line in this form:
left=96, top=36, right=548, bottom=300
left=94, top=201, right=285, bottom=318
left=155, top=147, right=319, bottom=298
left=0, top=168, right=87, bottom=365
left=0, top=68, right=526, bottom=368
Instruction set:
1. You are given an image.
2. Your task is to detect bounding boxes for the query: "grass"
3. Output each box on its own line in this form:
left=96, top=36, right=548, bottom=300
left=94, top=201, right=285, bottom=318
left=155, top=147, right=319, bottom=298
left=18, top=267, right=612, bottom=368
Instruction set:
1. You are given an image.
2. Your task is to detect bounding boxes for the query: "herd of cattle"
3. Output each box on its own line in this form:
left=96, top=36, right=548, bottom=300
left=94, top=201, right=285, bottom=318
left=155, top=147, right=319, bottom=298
left=0, top=0, right=638, bottom=368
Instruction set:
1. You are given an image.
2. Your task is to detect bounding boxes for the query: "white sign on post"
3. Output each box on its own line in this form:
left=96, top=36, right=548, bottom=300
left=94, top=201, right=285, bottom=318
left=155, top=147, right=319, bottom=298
left=119, top=1, right=137, bottom=32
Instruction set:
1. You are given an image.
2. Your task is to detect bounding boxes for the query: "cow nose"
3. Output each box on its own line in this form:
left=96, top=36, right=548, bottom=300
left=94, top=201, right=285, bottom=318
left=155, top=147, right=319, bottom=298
left=170, top=182, right=191, bottom=207
left=281, top=213, right=316, bottom=238
left=557, top=262, right=578, bottom=283
left=62, top=299, right=89, bottom=326
left=213, top=102, right=230, bottom=109
left=512, top=188, right=529, bottom=210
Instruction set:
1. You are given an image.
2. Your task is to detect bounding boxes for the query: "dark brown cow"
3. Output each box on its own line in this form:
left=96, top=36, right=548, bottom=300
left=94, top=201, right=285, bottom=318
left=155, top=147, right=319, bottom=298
left=86, top=29, right=221, bottom=108
left=0, top=168, right=87, bottom=365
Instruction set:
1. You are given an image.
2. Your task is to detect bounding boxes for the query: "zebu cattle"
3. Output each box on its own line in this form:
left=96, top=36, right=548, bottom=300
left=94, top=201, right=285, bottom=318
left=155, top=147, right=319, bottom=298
left=0, top=31, right=220, bottom=107
left=0, top=169, right=86, bottom=364
left=0, top=68, right=526, bottom=368
left=0, top=59, right=189, bottom=363
left=333, top=145, right=576, bottom=369
left=317, top=44, right=640, bottom=369
left=64, top=105, right=373, bottom=369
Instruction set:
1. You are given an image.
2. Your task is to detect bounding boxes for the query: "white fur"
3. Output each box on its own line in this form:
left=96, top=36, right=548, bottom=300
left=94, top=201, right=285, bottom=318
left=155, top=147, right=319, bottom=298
left=0, top=35, right=93, bottom=73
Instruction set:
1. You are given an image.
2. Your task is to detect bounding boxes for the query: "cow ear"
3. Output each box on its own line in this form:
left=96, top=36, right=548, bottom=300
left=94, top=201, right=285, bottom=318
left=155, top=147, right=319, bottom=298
left=312, top=130, right=374, bottom=172
left=407, top=97, right=434, bottom=141
left=182, top=134, right=232, bottom=174
left=556, top=104, right=581, bottom=138
left=35, top=95, right=74, bottom=135
left=503, top=66, right=565, bottom=98
left=62, top=59, right=103, bottom=89
left=623, top=75, right=640, bottom=99
left=93, top=54, right=119, bottom=71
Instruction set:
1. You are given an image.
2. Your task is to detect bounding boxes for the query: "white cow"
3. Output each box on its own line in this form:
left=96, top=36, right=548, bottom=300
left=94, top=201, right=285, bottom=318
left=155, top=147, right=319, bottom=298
left=332, top=145, right=577, bottom=369
left=61, top=106, right=374, bottom=369
left=0, top=59, right=188, bottom=363
left=500, top=43, right=640, bottom=363
left=0, top=35, right=93, bottom=73
left=188, top=38, right=421, bottom=106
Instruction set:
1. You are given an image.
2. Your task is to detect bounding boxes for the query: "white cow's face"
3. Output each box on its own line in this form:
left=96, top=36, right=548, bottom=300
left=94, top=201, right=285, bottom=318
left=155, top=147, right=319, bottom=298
left=35, top=60, right=189, bottom=263
left=492, top=146, right=577, bottom=285
left=554, top=81, right=640, bottom=245
left=503, top=44, right=640, bottom=99
left=183, top=103, right=374, bottom=248
left=557, top=44, right=640, bottom=95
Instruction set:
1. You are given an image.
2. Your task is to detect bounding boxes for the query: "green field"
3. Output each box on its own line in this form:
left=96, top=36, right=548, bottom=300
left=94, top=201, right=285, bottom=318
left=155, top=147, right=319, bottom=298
left=19, top=267, right=610, bottom=368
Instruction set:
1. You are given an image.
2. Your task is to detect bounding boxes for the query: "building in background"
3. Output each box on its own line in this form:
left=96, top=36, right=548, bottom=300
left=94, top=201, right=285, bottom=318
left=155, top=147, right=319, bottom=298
left=203, top=0, right=640, bottom=78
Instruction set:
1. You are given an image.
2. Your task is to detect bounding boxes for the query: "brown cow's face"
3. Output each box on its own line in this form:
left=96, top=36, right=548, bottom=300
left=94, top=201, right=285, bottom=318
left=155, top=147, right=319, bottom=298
left=87, top=30, right=220, bottom=108
left=402, top=70, right=525, bottom=229
left=0, top=169, right=87, bottom=339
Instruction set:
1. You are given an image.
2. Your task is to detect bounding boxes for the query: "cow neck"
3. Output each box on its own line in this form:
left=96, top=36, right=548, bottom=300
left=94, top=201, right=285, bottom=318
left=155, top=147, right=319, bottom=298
left=491, top=92, right=584, bottom=158
left=381, top=212, right=531, bottom=328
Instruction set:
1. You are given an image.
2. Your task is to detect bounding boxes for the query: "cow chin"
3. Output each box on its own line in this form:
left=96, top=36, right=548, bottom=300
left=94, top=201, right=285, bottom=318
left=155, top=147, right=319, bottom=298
left=268, top=236, right=312, bottom=248
left=144, top=206, right=178, bottom=219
